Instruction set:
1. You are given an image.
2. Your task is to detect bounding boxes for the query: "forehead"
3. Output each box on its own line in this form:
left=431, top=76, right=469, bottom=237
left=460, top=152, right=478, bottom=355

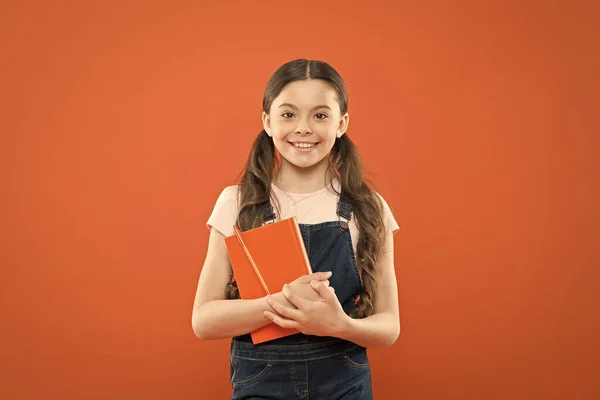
left=273, top=79, right=338, bottom=109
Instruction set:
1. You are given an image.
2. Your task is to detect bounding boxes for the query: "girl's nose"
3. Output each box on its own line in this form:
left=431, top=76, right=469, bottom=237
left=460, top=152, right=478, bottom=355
left=295, top=122, right=312, bottom=135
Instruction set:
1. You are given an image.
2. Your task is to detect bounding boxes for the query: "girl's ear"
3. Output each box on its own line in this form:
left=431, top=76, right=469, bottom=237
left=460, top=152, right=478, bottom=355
left=262, top=112, right=272, bottom=137
left=337, top=112, right=350, bottom=138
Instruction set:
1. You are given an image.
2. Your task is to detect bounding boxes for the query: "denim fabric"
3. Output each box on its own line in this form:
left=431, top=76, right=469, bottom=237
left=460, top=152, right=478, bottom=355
left=230, top=338, right=372, bottom=400
left=230, top=197, right=373, bottom=399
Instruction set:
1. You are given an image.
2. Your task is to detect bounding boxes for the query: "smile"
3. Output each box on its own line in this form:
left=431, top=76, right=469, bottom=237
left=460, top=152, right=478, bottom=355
left=289, top=142, right=320, bottom=152
left=292, top=142, right=318, bottom=148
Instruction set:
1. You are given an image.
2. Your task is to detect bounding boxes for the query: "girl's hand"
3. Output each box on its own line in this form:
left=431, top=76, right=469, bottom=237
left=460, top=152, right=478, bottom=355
left=286, top=271, right=331, bottom=302
left=267, top=271, right=331, bottom=315
left=264, top=280, right=349, bottom=337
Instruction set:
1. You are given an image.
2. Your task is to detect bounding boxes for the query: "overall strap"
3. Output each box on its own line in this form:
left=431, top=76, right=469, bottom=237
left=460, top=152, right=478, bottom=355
left=336, top=189, right=353, bottom=231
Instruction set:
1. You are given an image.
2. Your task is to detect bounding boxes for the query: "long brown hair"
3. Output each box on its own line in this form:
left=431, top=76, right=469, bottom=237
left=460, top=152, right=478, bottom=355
left=226, top=59, right=386, bottom=319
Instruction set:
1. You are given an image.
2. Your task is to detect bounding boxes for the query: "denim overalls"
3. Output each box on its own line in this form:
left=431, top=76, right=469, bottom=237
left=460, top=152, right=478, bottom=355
left=229, top=191, right=373, bottom=399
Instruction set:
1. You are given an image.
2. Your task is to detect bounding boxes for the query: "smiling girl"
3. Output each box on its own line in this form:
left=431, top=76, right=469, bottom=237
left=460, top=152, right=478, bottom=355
left=192, top=59, right=400, bottom=399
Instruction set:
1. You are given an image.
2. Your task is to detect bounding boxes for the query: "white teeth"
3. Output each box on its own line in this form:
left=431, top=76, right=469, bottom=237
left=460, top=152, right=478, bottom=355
left=294, top=143, right=316, bottom=148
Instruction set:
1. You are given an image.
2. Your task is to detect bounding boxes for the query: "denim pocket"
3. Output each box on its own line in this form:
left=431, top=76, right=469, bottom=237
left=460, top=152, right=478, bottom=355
left=343, top=346, right=370, bottom=369
left=230, top=357, right=273, bottom=389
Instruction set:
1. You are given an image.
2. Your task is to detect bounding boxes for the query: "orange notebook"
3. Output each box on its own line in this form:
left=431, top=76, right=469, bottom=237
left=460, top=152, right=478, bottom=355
left=224, top=217, right=312, bottom=344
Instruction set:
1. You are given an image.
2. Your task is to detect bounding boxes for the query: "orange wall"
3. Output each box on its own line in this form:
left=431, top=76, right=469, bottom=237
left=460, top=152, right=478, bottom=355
left=1, top=1, right=598, bottom=399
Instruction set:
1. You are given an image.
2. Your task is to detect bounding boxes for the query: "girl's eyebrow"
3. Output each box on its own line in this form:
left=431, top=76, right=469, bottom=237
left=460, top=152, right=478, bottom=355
left=277, top=103, right=332, bottom=111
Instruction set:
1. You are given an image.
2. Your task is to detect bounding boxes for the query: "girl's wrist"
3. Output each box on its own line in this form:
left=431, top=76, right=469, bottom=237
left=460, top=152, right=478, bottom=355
left=271, top=291, right=295, bottom=308
left=263, top=294, right=277, bottom=313
left=334, top=314, right=354, bottom=339
left=264, top=292, right=287, bottom=314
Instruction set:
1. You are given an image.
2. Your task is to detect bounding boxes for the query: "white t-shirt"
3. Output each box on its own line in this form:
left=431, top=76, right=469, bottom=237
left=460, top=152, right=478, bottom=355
left=207, top=179, right=400, bottom=257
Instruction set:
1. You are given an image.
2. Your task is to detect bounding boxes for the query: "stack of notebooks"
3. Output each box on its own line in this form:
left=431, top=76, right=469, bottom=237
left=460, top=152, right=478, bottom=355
left=224, top=217, right=312, bottom=344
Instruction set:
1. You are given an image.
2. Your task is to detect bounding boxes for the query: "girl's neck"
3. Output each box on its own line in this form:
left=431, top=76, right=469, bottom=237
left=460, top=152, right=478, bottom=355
left=273, top=156, right=334, bottom=194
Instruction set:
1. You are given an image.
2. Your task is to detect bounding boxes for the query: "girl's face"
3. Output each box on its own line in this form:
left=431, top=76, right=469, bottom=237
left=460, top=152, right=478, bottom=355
left=262, top=79, right=349, bottom=170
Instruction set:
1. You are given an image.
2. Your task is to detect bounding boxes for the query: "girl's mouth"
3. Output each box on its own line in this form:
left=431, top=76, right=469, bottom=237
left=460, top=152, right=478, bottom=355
left=290, top=142, right=319, bottom=152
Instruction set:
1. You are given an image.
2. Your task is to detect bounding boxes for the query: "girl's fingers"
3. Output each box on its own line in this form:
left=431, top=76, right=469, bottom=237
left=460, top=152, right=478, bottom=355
left=267, top=295, right=303, bottom=320
left=263, top=311, right=300, bottom=329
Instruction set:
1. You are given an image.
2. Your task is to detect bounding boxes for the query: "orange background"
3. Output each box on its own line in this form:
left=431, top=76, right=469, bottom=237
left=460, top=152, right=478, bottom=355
left=1, top=1, right=598, bottom=399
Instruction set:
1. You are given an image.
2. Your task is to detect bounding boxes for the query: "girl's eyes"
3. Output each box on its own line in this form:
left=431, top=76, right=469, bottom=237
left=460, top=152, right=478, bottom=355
left=280, top=113, right=328, bottom=120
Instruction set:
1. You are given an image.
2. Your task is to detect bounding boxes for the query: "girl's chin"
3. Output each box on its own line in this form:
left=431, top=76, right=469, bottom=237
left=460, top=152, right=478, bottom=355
left=279, top=152, right=331, bottom=170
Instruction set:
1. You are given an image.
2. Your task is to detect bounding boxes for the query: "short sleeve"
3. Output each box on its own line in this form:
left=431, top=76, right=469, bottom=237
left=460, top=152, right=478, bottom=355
left=206, top=185, right=240, bottom=237
left=376, top=193, right=400, bottom=236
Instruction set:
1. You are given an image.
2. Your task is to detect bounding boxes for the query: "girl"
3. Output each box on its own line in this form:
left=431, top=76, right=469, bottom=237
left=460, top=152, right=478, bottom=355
left=192, top=59, right=400, bottom=399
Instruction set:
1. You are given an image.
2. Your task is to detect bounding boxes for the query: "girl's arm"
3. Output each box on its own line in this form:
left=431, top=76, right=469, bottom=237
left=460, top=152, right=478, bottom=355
left=338, top=231, right=400, bottom=348
left=191, top=228, right=329, bottom=340
left=264, top=231, right=401, bottom=348
left=191, top=228, right=277, bottom=340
